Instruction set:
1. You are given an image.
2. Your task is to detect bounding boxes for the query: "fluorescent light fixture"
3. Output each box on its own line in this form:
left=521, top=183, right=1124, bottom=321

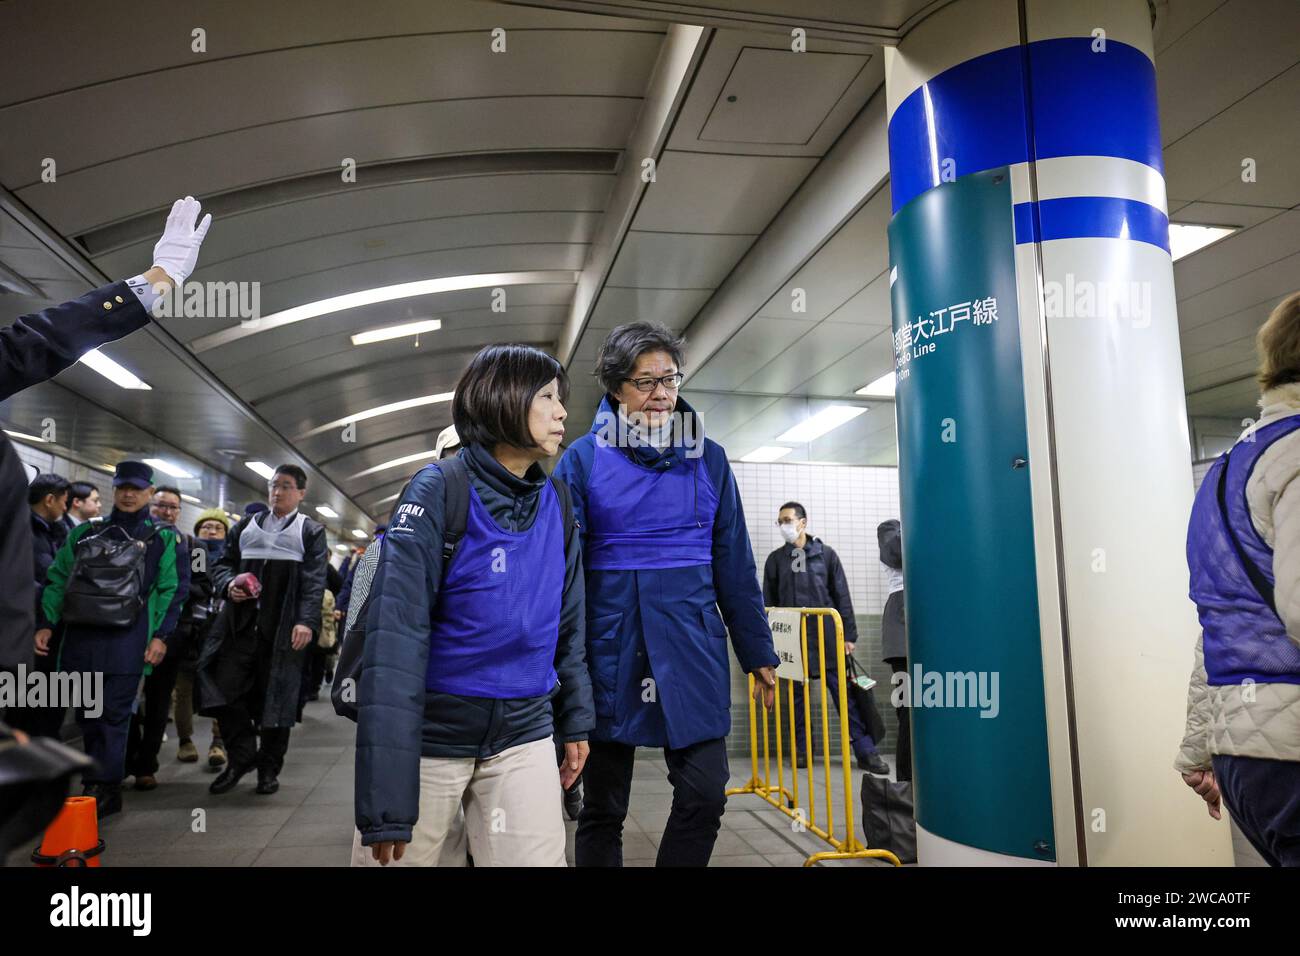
left=4, top=429, right=47, bottom=443
left=775, top=405, right=868, bottom=444
left=349, top=450, right=436, bottom=481
left=316, top=505, right=339, bottom=519
left=370, top=492, right=401, bottom=508
left=856, top=372, right=896, bottom=398
left=180, top=493, right=201, bottom=504
left=740, top=446, right=793, bottom=463
left=191, top=271, right=578, bottom=353
left=351, top=529, right=367, bottom=539
left=79, top=349, right=151, bottom=390
left=245, top=461, right=276, bottom=480
left=1169, top=223, right=1236, bottom=262
left=300, top=392, right=454, bottom=439
left=351, top=318, right=442, bottom=346
left=334, top=544, right=349, bottom=552
left=143, top=457, right=195, bottom=479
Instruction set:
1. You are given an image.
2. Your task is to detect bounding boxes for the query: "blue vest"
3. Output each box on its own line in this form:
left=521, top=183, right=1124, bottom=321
left=1188, top=415, right=1300, bottom=686
left=584, top=442, right=719, bottom=570
left=424, top=482, right=564, bottom=697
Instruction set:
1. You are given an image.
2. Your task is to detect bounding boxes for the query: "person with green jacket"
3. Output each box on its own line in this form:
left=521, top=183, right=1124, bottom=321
left=34, top=460, right=180, bottom=819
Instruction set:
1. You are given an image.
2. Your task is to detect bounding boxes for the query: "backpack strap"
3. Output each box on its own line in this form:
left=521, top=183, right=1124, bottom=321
left=434, top=456, right=470, bottom=566
left=548, top=475, right=576, bottom=560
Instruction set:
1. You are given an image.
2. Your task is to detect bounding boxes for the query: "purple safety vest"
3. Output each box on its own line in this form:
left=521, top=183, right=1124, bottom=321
left=583, top=441, right=719, bottom=571
left=1188, top=415, right=1300, bottom=686
left=424, top=482, right=564, bottom=697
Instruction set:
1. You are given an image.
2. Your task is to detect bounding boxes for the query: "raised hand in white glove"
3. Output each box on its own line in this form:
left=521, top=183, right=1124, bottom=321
left=151, top=196, right=212, bottom=287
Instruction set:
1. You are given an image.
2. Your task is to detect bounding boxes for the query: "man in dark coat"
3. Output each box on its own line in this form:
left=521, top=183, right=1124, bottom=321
left=763, top=501, right=890, bottom=774
left=878, top=518, right=910, bottom=782
left=199, top=464, right=327, bottom=796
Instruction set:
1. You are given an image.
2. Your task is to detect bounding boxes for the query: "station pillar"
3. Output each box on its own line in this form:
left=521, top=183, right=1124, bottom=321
left=882, top=0, right=1232, bottom=865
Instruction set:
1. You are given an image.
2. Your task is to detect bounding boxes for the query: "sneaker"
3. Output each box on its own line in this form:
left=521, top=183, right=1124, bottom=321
left=133, top=774, right=158, bottom=791
left=208, top=743, right=227, bottom=768
left=177, top=739, right=199, bottom=763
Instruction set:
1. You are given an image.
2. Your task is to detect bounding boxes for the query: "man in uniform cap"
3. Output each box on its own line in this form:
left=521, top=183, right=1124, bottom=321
left=34, top=460, right=182, bottom=818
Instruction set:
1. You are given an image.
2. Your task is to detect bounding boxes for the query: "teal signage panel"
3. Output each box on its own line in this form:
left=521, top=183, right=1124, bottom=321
left=888, top=167, right=1055, bottom=861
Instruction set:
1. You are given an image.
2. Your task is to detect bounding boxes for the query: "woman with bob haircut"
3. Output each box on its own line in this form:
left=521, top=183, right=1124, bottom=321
left=1179, top=290, right=1300, bottom=866
left=353, top=343, right=593, bottom=867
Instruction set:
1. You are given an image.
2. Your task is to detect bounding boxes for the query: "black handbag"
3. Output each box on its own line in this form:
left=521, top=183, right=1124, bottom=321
left=846, top=655, right=889, bottom=745
left=860, top=772, right=917, bottom=863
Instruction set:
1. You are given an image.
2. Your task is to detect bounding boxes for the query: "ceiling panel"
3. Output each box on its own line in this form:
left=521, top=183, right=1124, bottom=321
left=605, top=231, right=758, bottom=288
left=586, top=286, right=715, bottom=330
left=633, top=151, right=818, bottom=233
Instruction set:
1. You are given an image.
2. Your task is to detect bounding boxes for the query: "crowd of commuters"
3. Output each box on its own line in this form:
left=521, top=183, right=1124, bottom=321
left=1, top=190, right=1296, bottom=869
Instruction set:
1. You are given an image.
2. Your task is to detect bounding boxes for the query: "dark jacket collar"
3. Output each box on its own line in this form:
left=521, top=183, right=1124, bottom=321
left=109, top=506, right=151, bottom=533
left=588, top=395, right=707, bottom=468
left=462, top=443, right=546, bottom=498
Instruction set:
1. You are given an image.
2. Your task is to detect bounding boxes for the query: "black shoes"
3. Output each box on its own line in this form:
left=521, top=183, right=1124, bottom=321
left=563, top=782, right=583, bottom=821
left=83, top=783, right=122, bottom=819
left=255, top=767, right=279, bottom=795
left=859, top=751, right=891, bottom=775
left=209, top=762, right=252, bottom=794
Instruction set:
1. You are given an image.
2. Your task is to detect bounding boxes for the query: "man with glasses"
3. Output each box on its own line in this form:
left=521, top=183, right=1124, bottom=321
left=198, top=464, right=327, bottom=796
left=555, top=322, right=778, bottom=867
left=124, top=486, right=193, bottom=790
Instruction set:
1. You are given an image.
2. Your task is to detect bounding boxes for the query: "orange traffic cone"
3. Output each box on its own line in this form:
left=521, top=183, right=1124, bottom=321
left=31, top=796, right=105, bottom=867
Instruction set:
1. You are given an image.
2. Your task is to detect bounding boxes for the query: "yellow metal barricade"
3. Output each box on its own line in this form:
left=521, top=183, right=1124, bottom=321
left=726, top=607, right=901, bottom=867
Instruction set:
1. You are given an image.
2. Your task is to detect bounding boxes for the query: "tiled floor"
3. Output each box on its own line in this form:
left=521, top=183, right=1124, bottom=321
left=9, top=692, right=896, bottom=868
left=9, top=691, right=1264, bottom=867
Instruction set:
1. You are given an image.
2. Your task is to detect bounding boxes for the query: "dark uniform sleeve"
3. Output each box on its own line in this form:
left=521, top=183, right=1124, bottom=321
left=762, top=549, right=779, bottom=607
left=356, top=464, right=447, bottom=846
left=209, top=518, right=243, bottom=598
left=0, top=439, right=35, bottom=669
left=823, top=544, right=859, bottom=645
left=155, top=531, right=192, bottom=642
left=295, top=520, right=328, bottom=632
left=706, top=442, right=779, bottom=674
left=0, top=281, right=151, bottom=401
left=550, top=480, right=593, bottom=743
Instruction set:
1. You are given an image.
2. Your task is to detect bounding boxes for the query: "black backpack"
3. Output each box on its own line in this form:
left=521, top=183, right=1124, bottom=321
left=61, top=519, right=162, bottom=628
left=331, top=458, right=574, bottom=721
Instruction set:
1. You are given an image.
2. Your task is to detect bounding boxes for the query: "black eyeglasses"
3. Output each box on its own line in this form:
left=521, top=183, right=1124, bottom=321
left=624, top=373, right=684, bottom=393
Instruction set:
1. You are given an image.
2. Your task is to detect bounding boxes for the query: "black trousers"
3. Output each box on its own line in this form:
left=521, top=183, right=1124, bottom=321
left=209, top=628, right=291, bottom=774
left=1213, top=754, right=1300, bottom=867
left=885, top=656, right=912, bottom=783
left=125, top=654, right=181, bottom=777
left=576, top=737, right=728, bottom=867
left=5, top=627, right=68, bottom=738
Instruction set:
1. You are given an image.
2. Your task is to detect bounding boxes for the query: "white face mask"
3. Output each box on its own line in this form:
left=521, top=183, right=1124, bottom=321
left=778, top=521, right=801, bottom=545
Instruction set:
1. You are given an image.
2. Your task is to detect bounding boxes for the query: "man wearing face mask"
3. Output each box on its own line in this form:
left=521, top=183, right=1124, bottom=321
left=763, top=502, right=890, bottom=774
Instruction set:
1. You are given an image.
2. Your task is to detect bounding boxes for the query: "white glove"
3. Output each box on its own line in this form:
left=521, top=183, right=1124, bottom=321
left=152, top=196, right=212, bottom=286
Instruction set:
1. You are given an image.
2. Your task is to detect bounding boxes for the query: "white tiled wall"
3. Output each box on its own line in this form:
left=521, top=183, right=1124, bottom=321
left=733, top=461, right=902, bottom=616
left=727, top=461, right=903, bottom=755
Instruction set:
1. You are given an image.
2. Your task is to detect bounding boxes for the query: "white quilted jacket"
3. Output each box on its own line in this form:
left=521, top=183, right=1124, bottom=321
left=1176, top=384, right=1300, bottom=772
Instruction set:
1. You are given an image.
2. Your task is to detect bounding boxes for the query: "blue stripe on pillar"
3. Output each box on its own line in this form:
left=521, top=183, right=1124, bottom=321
left=888, top=38, right=1160, bottom=213
left=1013, top=196, right=1170, bottom=252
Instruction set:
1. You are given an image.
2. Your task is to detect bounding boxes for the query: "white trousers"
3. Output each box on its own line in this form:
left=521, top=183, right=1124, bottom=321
left=350, top=736, right=566, bottom=867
